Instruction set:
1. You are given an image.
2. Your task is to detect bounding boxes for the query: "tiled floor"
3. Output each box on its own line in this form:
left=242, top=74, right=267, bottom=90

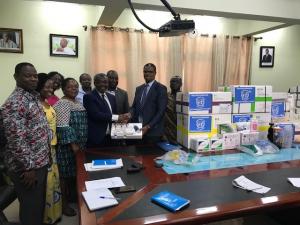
left=3, top=200, right=79, bottom=225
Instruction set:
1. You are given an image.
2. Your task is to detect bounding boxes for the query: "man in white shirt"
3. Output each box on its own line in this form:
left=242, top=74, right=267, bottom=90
left=76, top=73, right=92, bottom=104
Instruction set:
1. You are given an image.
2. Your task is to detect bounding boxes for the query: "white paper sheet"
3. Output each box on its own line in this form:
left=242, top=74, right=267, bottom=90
left=85, top=177, right=125, bottom=191
left=233, top=175, right=271, bottom=194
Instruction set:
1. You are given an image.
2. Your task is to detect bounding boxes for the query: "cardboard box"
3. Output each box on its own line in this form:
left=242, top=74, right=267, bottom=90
left=231, top=85, right=272, bottom=113
left=176, top=92, right=183, bottom=113
left=211, top=137, right=224, bottom=151
left=240, top=131, right=259, bottom=145
left=190, top=137, right=211, bottom=152
left=178, top=92, right=232, bottom=114
left=222, top=133, right=240, bottom=149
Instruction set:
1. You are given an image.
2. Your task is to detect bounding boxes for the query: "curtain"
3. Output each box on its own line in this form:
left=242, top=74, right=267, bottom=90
left=89, top=27, right=253, bottom=102
left=212, top=36, right=253, bottom=90
left=182, top=35, right=213, bottom=92
left=89, top=27, right=182, bottom=103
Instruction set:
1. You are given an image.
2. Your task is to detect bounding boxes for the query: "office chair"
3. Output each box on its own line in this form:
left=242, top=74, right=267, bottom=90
left=0, top=161, right=18, bottom=225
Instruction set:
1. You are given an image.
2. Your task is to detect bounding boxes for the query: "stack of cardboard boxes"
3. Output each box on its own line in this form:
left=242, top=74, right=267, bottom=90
left=176, top=85, right=276, bottom=152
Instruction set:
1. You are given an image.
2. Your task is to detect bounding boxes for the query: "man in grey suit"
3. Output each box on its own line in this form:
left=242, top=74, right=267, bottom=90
left=107, top=70, right=130, bottom=114
left=129, top=63, right=168, bottom=143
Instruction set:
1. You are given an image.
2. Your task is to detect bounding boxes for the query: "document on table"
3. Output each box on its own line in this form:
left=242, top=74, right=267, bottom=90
left=82, top=188, right=118, bottom=211
left=287, top=178, right=300, bottom=188
left=232, top=175, right=271, bottom=194
left=85, top=177, right=125, bottom=191
left=84, top=158, right=123, bottom=171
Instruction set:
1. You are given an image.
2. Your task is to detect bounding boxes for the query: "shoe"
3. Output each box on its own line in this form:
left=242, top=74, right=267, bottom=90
left=62, top=206, right=77, bottom=217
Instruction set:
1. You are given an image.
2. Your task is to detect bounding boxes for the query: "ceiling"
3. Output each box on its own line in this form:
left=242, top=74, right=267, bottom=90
left=33, top=0, right=300, bottom=35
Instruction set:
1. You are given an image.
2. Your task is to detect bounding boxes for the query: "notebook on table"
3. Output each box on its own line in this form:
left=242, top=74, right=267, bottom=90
left=82, top=188, right=118, bottom=211
left=151, top=191, right=190, bottom=212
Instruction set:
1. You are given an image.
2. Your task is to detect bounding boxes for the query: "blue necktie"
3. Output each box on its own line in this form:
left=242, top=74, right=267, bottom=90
left=140, top=84, right=149, bottom=107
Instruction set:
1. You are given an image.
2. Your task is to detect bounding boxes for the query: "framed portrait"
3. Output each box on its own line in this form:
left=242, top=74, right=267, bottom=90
left=0, top=28, right=23, bottom=53
left=260, top=46, right=275, bottom=68
left=50, top=34, right=78, bottom=57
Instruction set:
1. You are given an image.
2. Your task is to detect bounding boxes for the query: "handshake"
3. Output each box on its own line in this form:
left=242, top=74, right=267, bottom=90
left=117, top=113, right=131, bottom=123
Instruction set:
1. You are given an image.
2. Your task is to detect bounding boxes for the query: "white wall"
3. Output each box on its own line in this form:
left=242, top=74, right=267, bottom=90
left=250, top=25, right=300, bottom=92
left=0, top=0, right=103, bottom=104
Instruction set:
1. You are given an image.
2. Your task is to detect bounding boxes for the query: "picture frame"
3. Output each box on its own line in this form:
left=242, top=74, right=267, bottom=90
left=0, top=28, right=23, bottom=53
left=260, top=46, right=275, bottom=68
left=50, top=34, right=78, bottom=57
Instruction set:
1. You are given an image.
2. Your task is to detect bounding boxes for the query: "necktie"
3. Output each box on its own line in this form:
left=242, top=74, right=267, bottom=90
left=101, top=94, right=112, bottom=113
left=140, top=84, right=149, bottom=107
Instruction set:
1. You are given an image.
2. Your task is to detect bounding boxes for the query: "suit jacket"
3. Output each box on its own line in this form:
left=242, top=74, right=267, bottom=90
left=114, top=88, right=129, bottom=114
left=83, top=89, right=117, bottom=147
left=130, top=81, right=167, bottom=137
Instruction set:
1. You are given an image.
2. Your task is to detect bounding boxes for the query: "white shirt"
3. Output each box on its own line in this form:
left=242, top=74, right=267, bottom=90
left=97, top=92, right=119, bottom=134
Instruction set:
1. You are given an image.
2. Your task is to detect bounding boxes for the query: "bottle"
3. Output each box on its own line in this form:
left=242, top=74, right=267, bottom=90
left=250, top=117, right=258, bottom=132
left=267, top=122, right=274, bottom=142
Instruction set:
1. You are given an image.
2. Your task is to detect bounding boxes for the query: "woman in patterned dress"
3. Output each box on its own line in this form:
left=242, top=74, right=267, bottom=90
left=36, top=73, right=62, bottom=224
left=53, top=78, right=87, bottom=216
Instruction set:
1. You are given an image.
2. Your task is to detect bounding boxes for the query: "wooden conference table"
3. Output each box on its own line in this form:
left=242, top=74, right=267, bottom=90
left=76, top=145, right=300, bottom=225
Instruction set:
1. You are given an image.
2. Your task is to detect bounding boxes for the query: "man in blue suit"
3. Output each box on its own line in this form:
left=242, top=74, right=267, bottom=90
left=83, top=73, right=128, bottom=147
left=129, top=63, right=168, bottom=143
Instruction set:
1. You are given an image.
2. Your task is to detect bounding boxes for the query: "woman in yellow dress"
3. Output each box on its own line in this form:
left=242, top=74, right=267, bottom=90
left=37, top=73, right=62, bottom=224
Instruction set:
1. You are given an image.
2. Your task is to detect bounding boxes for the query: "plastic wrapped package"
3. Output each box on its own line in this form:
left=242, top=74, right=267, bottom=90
left=155, top=150, right=201, bottom=165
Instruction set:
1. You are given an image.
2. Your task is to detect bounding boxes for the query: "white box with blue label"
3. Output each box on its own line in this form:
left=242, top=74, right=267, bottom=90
left=272, top=92, right=291, bottom=122
left=180, top=92, right=232, bottom=115
left=176, top=113, right=231, bottom=148
left=230, top=85, right=272, bottom=113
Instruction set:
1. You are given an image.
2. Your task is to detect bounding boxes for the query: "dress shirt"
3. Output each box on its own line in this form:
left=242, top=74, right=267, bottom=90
left=1, top=87, right=51, bottom=172
left=76, top=86, right=86, bottom=104
left=97, top=92, right=119, bottom=134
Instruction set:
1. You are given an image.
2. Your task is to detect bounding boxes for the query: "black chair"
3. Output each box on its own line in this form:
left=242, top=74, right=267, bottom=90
left=0, top=163, right=18, bottom=225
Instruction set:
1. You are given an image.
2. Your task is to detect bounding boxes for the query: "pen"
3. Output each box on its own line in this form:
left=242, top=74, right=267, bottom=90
left=99, top=196, right=121, bottom=200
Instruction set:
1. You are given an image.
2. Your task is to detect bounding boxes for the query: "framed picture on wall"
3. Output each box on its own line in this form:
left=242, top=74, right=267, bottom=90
left=0, top=28, right=23, bottom=53
left=50, top=34, right=78, bottom=57
left=260, top=46, right=275, bottom=68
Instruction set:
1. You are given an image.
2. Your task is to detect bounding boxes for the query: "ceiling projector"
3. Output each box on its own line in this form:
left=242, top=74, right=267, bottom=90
left=159, top=19, right=195, bottom=37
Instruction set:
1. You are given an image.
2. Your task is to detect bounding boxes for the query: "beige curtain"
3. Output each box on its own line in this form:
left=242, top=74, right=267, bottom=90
left=89, top=27, right=253, bottom=102
left=182, top=35, right=213, bottom=92
left=89, top=27, right=182, bottom=103
left=212, top=36, right=253, bottom=90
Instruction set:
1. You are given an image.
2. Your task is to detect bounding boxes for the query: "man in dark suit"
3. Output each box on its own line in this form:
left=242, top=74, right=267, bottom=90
left=262, top=48, right=272, bottom=63
left=129, top=63, right=168, bottom=143
left=83, top=73, right=128, bottom=147
left=107, top=70, right=129, bottom=114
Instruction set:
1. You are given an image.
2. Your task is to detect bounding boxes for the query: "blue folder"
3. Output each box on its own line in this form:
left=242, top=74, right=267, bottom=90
left=92, top=159, right=117, bottom=166
left=151, top=191, right=190, bottom=212
left=157, top=141, right=181, bottom=152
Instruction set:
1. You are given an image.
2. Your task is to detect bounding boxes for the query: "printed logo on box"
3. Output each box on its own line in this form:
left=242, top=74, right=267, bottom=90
left=235, top=87, right=255, bottom=103
left=189, top=116, right=212, bottom=132
left=189, top=94, right=212, bottom=111
left=232, top=114, right=251, bottom=123
left=272, top=101, right=285, bottom=118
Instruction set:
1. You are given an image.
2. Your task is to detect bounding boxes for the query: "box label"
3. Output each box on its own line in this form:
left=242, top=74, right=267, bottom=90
left=232, top=114, right=251, bottom=123
left=189, top=94, right=212, bottom=111
left=235, top=87, right=255, bottom=103
left=272, top=101, right=285, bottom=118
left=189, top=116, right=212, bottom=132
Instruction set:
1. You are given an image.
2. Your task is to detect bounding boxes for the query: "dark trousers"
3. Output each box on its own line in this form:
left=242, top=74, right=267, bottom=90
left=8, top=166, right=47, bottom=225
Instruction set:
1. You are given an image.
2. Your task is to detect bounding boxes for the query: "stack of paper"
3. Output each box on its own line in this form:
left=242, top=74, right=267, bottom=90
left=82, top=188, right=118, bottom=211
left=287, top=178, right=300, bottom=188
left=232, top=175, right=271, bottom=194
left=85, top=177, right=125, bottom=191
left=84, top=158, right=123, bottom=172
